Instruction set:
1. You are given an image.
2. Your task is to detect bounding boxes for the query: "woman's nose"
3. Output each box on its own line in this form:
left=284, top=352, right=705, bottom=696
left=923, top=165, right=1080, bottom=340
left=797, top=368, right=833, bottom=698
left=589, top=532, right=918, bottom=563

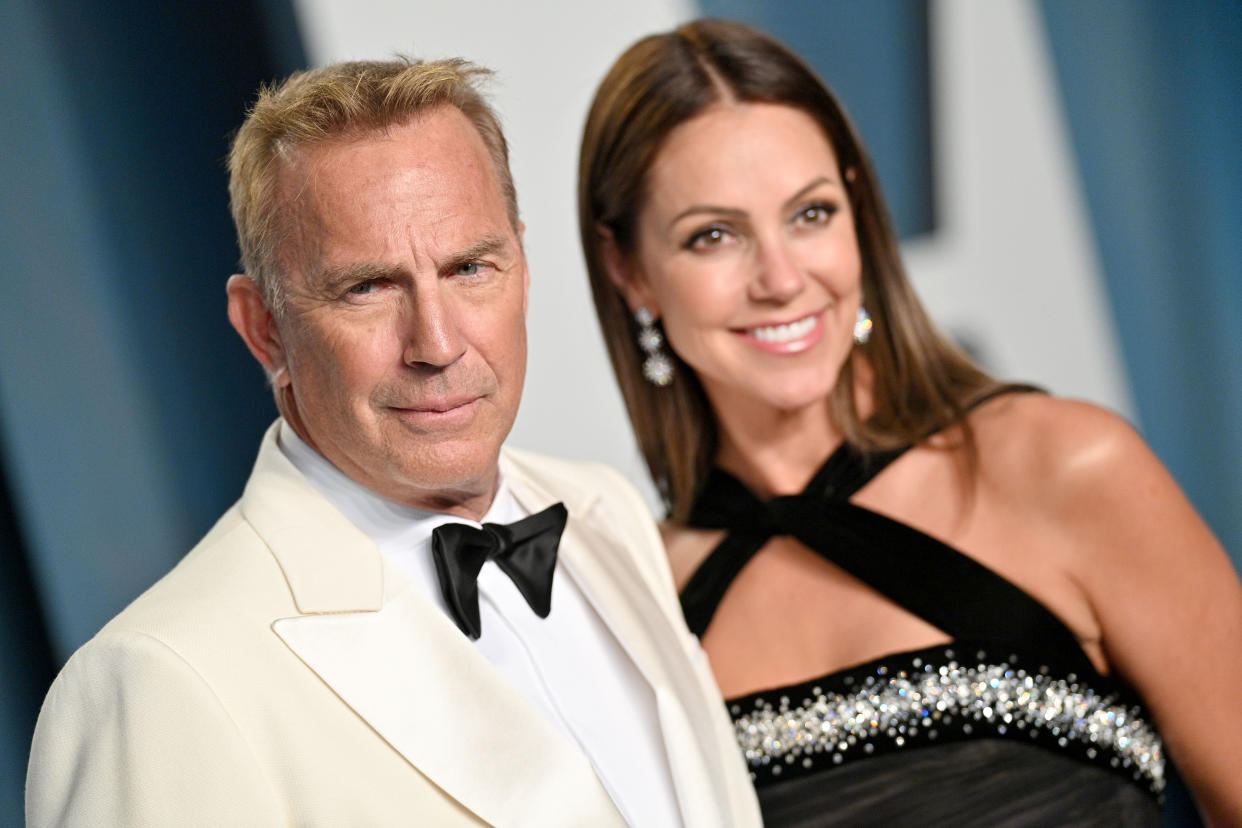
left=749, top=239, right=806, bottom=303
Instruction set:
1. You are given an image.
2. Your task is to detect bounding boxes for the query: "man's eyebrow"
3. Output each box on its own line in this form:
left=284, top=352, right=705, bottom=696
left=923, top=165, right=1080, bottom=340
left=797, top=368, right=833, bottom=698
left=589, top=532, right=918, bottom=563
left=308, top=235, right=515, bottom=287
left=445, top=235, right=512, bottom=266
left=312, top=262, right=399, bottom=291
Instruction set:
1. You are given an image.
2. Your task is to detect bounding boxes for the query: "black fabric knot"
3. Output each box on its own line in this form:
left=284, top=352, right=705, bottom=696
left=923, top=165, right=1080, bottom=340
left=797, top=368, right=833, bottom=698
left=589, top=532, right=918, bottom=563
left=687, top=468, right=765, bottom=531
left=431, top=502, right=568, bottom=640
left=679, top=442, right=898, bottom=638
left=763, top=494, right=811, bottom=534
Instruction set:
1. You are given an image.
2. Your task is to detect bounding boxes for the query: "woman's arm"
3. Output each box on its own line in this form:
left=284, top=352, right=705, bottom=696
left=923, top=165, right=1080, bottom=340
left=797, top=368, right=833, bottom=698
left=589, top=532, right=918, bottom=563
left=1047, top=402, right=1242, bottom=825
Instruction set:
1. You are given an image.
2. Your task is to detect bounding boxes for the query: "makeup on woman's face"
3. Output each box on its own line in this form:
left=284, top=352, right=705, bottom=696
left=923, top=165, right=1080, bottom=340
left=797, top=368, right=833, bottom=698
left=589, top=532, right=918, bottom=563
left=633, top=102, right=863, bottom=417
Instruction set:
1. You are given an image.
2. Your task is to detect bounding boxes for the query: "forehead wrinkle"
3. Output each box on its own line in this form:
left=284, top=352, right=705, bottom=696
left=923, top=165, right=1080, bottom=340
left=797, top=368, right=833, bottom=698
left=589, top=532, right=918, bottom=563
left=274, top=144, right=345, bottom=284
left=279, top=115, right=518, bottom=291
left=444, top=234, right=512, bottom=265
left=290, top=147, right=425, bottom=282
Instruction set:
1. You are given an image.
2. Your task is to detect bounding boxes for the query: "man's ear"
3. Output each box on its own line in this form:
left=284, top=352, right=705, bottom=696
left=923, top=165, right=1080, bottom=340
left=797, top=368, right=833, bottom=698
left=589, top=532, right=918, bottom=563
left=596, top=224, right=657, bottom=316
left=227, top=274, right=289, bottom=387
left=518, top=221, right=531, bottom=315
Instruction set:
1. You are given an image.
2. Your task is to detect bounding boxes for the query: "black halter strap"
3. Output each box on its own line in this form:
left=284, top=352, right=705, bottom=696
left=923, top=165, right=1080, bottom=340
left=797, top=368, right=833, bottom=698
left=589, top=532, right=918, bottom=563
left=680, top=442, right=907, bottom=638
left=679, top=388, right=1094, bottom=675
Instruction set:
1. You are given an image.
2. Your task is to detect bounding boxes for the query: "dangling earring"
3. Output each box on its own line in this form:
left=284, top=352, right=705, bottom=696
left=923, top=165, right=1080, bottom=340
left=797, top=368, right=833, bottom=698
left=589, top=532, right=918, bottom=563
left=854, top=306, right=873, bottom=345
left=635, top=306, right=674, bottom=386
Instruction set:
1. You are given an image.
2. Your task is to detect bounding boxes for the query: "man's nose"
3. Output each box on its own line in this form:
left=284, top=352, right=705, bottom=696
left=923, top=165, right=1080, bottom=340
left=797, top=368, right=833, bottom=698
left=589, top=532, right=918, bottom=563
left=401, top=288, right=466, bottom=369
left=749, top=238, right=807, bottom=304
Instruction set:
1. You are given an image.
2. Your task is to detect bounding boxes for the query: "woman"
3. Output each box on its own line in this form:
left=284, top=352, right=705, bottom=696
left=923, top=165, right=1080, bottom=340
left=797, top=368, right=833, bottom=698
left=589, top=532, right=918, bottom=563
left=579, top=19, right=1242, bottom=826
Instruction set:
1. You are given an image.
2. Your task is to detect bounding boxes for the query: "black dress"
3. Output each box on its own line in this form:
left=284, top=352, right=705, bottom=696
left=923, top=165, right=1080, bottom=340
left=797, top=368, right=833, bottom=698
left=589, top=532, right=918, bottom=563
left=681, top=440, right=1165, bottom=827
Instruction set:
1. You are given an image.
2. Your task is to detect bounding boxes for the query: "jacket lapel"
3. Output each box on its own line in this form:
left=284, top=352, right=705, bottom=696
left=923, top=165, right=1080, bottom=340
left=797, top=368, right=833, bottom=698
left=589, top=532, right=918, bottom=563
left=271, top=582, right=622, bottom=828
left=503, top=452, right=736, bottom=827
left=559, top=521, right=736, bottom=827
left=240, top=424, right=622, bottom=828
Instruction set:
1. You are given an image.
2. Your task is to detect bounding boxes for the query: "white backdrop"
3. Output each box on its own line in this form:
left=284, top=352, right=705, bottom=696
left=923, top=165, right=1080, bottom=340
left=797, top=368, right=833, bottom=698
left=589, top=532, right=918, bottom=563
left=292, top=0, right=1133, bottom=511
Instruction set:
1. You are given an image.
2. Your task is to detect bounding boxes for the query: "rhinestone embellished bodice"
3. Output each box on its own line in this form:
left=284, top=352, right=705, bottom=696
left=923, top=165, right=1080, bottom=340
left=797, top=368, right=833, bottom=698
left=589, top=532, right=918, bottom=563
left=681, top=417, right=1166, bottom=820
left=727, top=643, right=1163, bottom=796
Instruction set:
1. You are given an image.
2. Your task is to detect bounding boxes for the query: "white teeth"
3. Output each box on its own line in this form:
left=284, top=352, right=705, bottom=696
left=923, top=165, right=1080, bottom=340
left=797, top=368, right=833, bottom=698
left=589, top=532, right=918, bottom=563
left=750, top=315, right=817, bottom=343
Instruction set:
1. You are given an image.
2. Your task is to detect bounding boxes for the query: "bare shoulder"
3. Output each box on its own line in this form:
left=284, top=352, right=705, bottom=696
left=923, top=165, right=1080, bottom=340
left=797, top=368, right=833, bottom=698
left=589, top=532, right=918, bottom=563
left=660, top=522, right=724, bottom=591
left=966, top=393, right=1156, bottom=511
left=968, top=404, right=1242, bottom=823
left=965, top=392, right=1224, bottom=578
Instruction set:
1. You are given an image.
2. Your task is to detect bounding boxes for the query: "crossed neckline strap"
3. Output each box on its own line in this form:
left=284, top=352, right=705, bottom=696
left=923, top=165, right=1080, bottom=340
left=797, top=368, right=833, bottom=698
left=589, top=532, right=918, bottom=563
left=681, top=440, right=902, bottom=638
left=680, top=431, right=1095, bottom=677
left=681, top=441, right=887, bottom=631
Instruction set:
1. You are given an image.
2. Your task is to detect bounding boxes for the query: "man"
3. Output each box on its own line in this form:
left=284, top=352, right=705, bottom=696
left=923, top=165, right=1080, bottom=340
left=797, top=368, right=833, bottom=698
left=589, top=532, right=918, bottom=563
left=26, top=58, right=760, bottom=827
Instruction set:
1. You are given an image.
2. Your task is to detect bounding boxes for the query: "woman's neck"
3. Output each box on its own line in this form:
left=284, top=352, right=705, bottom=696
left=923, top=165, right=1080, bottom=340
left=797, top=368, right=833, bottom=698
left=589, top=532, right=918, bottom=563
left=710, top=357, right=874, bottom=498
left=713, top=400, right=842, bottom=498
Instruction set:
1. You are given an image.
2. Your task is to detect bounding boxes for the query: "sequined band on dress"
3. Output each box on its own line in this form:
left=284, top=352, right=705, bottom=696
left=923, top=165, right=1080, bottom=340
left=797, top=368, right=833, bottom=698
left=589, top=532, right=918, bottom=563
left=730, top=645, right=1165, bottom=797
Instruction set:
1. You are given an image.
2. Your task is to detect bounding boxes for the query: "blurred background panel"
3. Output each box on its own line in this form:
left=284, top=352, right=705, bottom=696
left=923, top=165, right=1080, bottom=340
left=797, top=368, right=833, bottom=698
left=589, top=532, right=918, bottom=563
left=1041, top=0, right=1242, bottom=577
left=2, top=1, right=1236, bottom=825
left=0, top=0, right=303, bottom=817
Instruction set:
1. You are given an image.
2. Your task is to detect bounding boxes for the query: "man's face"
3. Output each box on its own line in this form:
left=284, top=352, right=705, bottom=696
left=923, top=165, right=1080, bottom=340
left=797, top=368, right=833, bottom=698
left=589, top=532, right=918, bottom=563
left=262, top=107, right=528, bottom=517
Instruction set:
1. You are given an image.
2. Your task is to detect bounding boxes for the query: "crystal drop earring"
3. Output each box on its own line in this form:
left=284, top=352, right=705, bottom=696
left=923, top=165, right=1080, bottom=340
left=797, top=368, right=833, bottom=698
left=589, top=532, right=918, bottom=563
left=635, top=306, right=674, bottom=386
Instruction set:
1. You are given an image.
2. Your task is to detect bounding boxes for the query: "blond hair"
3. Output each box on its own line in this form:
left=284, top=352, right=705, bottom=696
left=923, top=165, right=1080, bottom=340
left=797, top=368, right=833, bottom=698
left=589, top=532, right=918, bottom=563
left=228, top=57, right=517, bottom=313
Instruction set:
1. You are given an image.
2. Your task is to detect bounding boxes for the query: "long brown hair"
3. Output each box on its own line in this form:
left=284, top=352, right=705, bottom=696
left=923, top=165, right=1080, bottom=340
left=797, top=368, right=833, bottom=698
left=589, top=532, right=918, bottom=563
left=579, top=19, right=1009, bottom=522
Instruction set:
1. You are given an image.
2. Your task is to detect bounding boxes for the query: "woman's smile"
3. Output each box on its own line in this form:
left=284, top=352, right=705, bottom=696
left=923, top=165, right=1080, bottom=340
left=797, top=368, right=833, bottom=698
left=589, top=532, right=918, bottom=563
left=735, top=311, right=825, bottom=354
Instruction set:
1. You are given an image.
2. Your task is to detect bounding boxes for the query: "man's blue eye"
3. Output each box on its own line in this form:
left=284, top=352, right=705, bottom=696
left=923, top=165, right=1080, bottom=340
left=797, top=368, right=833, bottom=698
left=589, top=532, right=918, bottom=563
left=348, top=281, right=375, bottom=294
left=457, top=262, right=480, bottom=276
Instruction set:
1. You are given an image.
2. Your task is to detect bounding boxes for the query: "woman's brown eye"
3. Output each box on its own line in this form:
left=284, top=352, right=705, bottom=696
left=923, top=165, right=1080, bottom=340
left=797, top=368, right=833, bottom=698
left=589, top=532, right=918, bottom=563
left=688, top=227, right=727, bottom=249
left=798, top=203, right=836, bottom=225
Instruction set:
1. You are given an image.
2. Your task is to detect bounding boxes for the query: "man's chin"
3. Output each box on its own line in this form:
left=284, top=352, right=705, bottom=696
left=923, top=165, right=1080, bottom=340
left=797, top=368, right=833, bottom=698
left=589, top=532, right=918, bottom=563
left=377, top=443, right=505, bottom=517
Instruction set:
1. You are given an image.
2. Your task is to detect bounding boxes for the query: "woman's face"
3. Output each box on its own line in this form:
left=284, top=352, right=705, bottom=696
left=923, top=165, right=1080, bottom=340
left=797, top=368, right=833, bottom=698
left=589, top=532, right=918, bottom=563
left=628, top=102, right=862, bottom=418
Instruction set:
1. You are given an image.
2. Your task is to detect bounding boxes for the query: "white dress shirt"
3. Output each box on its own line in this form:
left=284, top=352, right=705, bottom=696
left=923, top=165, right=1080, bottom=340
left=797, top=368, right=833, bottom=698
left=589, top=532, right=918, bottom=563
left=279, top=425, right=681, bottom=827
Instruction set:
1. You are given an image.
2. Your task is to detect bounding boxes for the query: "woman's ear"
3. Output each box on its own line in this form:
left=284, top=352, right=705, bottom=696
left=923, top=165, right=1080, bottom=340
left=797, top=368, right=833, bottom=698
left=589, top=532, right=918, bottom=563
left=596, top=224, right=658, bottom=316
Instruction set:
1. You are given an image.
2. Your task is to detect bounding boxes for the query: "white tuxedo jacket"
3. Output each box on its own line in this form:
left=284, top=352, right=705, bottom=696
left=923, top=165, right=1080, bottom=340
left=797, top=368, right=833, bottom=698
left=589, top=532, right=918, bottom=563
left=27, top=422, right=761, bottom=827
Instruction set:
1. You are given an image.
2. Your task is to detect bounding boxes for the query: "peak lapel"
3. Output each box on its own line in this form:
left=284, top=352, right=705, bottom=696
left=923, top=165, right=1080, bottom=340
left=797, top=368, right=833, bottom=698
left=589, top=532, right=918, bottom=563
left=273, top=581, right=623, bottom=828
left=557, top=522, right=736, bottom=827
left=243, top=425, right=623, bottom=827
left=502, top=453, right=740, bottom=826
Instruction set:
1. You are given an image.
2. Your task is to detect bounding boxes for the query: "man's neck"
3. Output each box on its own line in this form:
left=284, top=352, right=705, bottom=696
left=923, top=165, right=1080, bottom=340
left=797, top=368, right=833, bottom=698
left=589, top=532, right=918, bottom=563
left=277, top=420, right=502, bottom=523
left=278, top=417, right=499, bottom=521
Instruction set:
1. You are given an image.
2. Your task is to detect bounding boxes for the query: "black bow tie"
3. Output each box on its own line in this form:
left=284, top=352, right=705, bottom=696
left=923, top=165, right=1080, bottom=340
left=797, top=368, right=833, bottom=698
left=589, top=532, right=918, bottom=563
left=430, top=503, right=568, bottom=640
